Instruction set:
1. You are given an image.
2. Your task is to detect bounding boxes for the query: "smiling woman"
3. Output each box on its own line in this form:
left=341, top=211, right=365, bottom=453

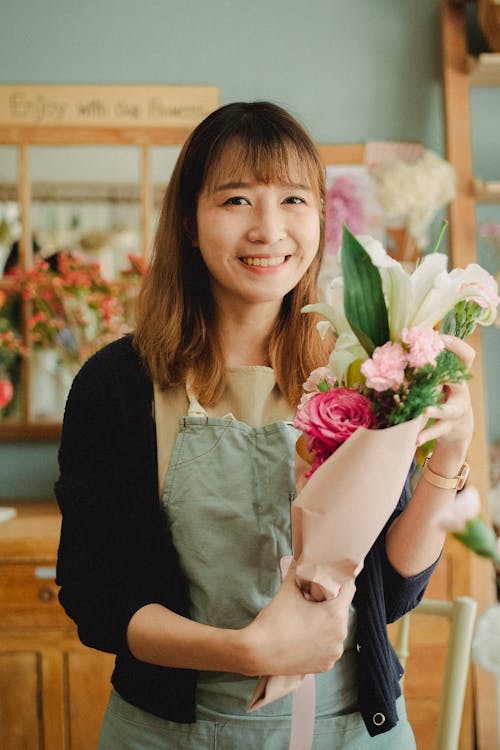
left=54, top=101, right=465, bottom=750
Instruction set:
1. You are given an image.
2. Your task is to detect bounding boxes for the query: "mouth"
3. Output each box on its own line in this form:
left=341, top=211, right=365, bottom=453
left=239, top=255, right=290, bottom=268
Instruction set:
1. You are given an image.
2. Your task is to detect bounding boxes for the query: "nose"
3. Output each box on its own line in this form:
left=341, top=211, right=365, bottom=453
left=247, top=204, right=286, bottom=245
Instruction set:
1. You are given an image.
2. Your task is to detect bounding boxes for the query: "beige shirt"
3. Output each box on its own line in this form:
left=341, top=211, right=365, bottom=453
left=154, top=366, right=294, bottom=495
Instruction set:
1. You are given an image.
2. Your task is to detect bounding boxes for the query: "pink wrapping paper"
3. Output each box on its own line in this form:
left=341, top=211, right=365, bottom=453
left=248, top=415, right=423, bottom=712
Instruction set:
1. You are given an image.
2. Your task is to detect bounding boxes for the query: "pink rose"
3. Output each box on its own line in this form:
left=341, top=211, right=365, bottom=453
left=361, top=341, right=407, bottom=392
left=402, top=326, right=444, bottom=368
left=294, top=388, right=375, bottom=459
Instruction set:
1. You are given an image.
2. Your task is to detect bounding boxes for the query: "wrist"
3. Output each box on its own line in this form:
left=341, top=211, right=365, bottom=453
left=236, top=624, right=266, bottom=677
left=422, top=454, right=470, bottom=491
left=427, top=441, right=469, bottom=478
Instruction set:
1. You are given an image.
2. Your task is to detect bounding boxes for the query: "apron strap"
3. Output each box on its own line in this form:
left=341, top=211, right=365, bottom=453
left=185, top=383, right=209, bottom=418
left=185, top=382, right=237, bottom=421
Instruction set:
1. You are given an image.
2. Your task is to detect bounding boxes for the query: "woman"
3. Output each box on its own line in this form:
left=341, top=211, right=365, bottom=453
left=55, top=101, right=474, bottom=749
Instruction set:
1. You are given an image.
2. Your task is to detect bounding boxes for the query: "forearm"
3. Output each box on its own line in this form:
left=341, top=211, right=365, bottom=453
left=385, top=441, right=468, bottom=577
left=127, top=604, right=257, bottom=675
left=127, top=573, right=355, bottom=679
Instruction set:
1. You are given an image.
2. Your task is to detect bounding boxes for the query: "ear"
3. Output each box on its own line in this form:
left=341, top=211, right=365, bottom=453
left=183, top=217, right=198, bottom=247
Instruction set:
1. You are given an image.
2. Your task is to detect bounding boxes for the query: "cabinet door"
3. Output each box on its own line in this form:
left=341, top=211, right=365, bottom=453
left=0, top=651, right=42, bottom=750
left=65, top=649, right=114, bottom=750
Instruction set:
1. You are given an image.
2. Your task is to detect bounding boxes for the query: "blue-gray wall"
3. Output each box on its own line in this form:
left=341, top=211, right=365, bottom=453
left=1, top=0, right=499, bottom=498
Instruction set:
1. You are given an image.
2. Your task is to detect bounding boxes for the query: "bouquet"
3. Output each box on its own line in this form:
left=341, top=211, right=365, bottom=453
left=248, top=226, right=500, bottom=738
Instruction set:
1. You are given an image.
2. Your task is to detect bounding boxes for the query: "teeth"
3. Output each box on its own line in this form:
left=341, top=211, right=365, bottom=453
left=241, top=256, right=286, bottom=267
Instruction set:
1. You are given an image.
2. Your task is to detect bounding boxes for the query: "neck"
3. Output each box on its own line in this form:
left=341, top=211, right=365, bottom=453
left=216, top=304, right=280, bottom=367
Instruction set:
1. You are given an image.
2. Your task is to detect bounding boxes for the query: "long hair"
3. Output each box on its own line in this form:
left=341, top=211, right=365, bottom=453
left=133, top=101, right=331, bottom=407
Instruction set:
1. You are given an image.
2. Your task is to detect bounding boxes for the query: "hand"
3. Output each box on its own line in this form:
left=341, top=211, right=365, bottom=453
left=417, top=335, right=474, bottom=464
left=242, top=560, right=355, bottom=677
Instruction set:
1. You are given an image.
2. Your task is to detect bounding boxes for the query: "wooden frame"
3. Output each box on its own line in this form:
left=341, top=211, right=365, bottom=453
left=0, top=85, right=219, bottom=440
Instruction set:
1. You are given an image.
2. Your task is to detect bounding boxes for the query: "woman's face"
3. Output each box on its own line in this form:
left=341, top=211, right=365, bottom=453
left=194, top=158, right=321, bottom=317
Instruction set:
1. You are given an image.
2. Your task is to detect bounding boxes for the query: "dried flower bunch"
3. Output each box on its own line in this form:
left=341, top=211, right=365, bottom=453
left=371, top=150, right=456, bottom=249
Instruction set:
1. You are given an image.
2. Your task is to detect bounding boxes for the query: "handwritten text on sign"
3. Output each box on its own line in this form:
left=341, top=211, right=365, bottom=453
left=0, top=85, right=219, bottom=128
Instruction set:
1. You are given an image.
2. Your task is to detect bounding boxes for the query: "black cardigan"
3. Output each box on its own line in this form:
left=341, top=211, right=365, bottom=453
left=55, top=336, right=437, bottom=737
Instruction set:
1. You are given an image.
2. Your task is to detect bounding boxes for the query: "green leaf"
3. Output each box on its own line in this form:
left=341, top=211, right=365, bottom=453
left=341, top=226, right=390, bottom=354
left=453, top=518, right=500, bottom=563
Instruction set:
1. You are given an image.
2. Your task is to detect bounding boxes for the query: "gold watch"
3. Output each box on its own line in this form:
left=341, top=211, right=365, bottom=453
left=422, top=456, right=470, bottom=491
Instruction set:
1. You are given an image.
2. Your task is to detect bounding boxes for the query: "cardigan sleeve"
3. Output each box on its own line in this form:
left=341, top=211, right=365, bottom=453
left=376, top=463, right=439, bottom=623
left=55, top=338, right=191, bottom=656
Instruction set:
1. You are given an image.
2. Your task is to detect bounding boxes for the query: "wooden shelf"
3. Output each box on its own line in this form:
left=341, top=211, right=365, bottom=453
left=0, top=421, right=61, bottom=442
left=474, top=177, right=500, bottom=203
left=468, top=53, right=500, bottom=86
left=442, top=3, right=499, bottom=748
left=0, top=181, right=166, bottom=205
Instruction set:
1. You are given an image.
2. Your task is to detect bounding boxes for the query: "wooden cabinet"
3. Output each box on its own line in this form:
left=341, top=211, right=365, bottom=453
left=0, top=502, right=114, bottom=750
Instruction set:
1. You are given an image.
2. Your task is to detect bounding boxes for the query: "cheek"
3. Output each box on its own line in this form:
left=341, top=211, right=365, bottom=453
left=300, top=214, right=321, bottom=251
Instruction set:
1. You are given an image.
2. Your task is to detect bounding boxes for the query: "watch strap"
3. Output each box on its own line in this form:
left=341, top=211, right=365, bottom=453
left=422, top=457, right=470, bottom=491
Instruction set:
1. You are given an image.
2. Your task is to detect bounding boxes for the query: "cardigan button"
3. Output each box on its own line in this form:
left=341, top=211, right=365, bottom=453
left=356, top=643, right=362, bottom=653
left=372, top=712, right=386, bottom=726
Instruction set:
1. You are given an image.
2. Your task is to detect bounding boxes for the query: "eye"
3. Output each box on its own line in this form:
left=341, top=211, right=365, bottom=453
left=283, top=196, right=306, bottom=205
left=223, top=196, right=250, bottom=206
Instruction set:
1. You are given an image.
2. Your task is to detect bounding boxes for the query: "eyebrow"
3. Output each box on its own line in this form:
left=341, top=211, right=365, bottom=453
left=213, top=181, right=313, bottom=192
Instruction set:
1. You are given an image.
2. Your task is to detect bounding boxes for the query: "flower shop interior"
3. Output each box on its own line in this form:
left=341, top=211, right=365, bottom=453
left=1, top=0, right=500, bottom=748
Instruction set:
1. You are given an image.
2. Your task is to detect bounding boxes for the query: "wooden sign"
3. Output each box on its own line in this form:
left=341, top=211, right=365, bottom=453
left=0, top=85, right=219, bottom=128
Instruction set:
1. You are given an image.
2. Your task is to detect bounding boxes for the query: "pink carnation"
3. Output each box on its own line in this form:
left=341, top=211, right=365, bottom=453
left=361, top=341, right=407, bottom=392
left=402, top=326, right=444, bottom=368
left=303, top=366, right=337, bottom=393
left=294, top=388, right=375, bottom=461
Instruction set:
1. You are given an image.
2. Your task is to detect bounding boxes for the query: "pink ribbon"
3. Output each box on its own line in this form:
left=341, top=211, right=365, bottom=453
left=280, top=555, right=315, bottom=750
left=290, top=674, right=316, bottom=750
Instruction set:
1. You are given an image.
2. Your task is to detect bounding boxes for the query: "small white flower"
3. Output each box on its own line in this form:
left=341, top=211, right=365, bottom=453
left=431, top=486, right=481, bottom=533
left=472, top=605, right=500, bottom=674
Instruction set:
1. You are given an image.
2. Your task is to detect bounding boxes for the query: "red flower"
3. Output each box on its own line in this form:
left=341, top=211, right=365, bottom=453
left=294, top=389, right=375, bottom=469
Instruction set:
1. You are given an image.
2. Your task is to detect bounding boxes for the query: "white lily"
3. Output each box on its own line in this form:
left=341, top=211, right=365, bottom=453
left=347, top=238, right=499, bottom=335
left=355, top=235, right=412, bottom=339
left=328, top=331, right=367, bottom=381
left=302, top=281, right=352, bottom=338
left=399, top=253, right=457, bottom=333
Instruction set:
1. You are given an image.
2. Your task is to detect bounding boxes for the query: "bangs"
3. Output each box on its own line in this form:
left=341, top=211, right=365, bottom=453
left=202, top=135, right=324, bottom=202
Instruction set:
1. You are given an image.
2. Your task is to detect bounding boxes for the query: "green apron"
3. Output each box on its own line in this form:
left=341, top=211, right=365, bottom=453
left=98, top=385, right=416, bottom=749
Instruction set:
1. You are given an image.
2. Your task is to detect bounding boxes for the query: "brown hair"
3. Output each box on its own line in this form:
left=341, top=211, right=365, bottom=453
left=133, top=101, right=331, bottom=407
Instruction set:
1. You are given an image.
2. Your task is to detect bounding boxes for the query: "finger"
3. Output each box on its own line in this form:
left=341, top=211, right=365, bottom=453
left=417, top=423, right=446, bottom=446
left=440, top=334, right=475, bottom=371
left=424, top=391, right=469, bottom=420
left=336, top=579, right=356, bottom=604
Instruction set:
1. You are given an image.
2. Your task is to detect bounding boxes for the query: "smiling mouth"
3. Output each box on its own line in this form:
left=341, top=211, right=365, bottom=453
left=239, top=255, right=289, bottom=267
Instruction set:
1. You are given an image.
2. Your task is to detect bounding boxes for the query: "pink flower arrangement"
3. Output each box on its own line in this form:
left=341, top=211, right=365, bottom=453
left=9, top=252, right=146, bottom=367
left=325, top=176, right=365, bottom=256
